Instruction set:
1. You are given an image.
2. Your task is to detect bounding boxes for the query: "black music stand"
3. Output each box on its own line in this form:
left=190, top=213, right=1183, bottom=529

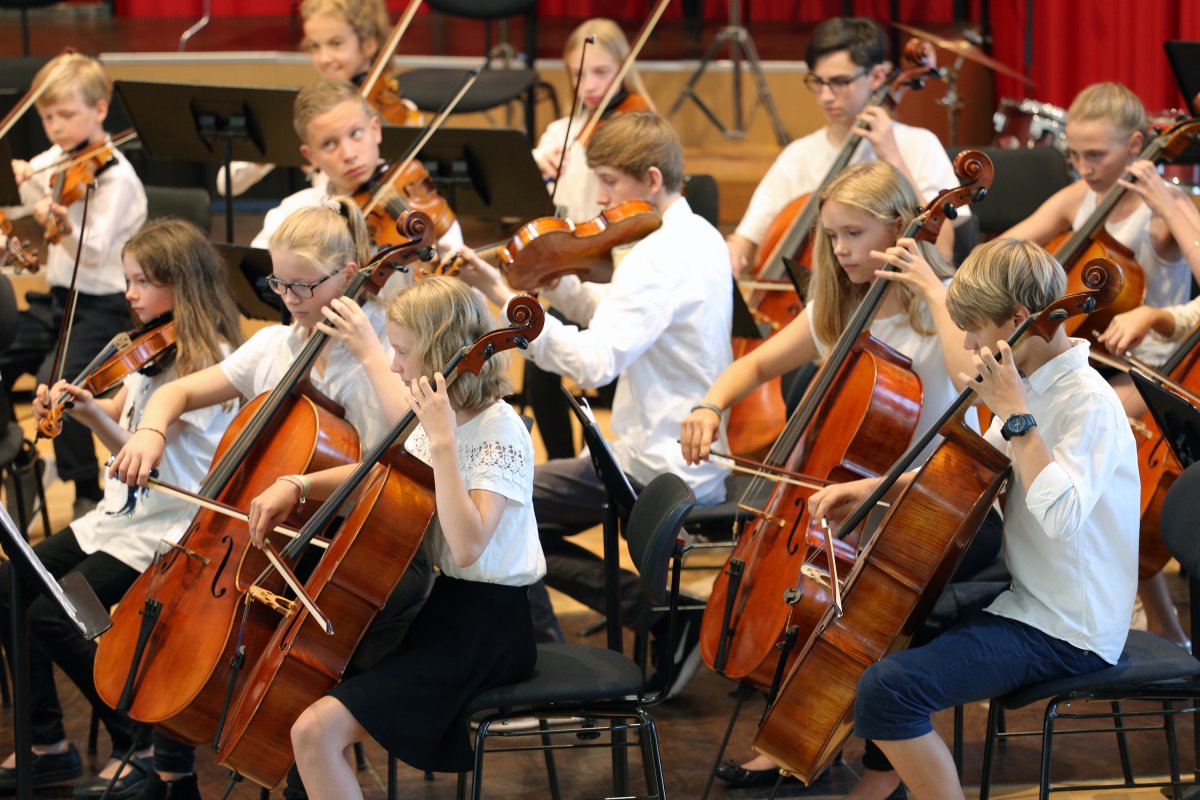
left=113, top=81, right=304, bottom=243
left=214, top=244, right=288, bottom=323
left=0, top=504, right=109, bottom=800
left=379, top=127, right=546, bottom=223
left=1133, top=370, right=1200, bottom=469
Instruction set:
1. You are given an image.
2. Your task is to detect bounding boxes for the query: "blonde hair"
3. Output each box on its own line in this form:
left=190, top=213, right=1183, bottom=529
left=269, top=196, right=371, bottom=276
left=586, top=111, right=683, bottom=192
left=563, top=18, right=654, bottom=112
left=122, top=219, right=244, bottom=378
left=293, top=78, right=377, bottom=141
left=32, top=52, right=111, bottom=108
left=1067, top=82, right=1147, bottom=140
left=300, top=0, right=389, bottom=60
left=387, top=276, right=511, bottom=410
left=809, top=161, right=949, bottom=346
left=946, top=239, right=1066, bottom=330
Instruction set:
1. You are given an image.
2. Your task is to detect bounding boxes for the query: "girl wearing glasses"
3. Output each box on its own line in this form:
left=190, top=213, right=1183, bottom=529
left=727, top=16, right=961, bottom=276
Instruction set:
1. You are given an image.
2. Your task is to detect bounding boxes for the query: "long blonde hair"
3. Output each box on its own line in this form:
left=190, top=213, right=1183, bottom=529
left=563, top=18, right=655, bottom=113
left=269, top=196, right=371, bottom=277
left=809, top=161, right=949, bottom=346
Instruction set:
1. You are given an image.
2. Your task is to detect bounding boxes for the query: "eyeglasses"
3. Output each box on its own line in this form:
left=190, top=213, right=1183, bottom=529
left=265, top=272, right=337, bottom=299
left=803, top=69, right=869, bottom=94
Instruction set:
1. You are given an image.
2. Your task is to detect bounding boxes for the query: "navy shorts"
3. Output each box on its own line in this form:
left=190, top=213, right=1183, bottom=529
left=855, top=611, right=1110, bottom=742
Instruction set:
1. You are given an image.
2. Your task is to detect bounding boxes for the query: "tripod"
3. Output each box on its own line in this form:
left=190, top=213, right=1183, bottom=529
left=668, top=0, right=789, bottom=146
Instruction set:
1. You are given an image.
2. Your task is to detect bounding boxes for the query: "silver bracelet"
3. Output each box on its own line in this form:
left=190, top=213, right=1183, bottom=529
left=691, top=402, right=724, bottom=418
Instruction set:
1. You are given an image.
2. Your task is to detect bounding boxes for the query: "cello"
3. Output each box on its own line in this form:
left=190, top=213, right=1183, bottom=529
left=699, top=151, right=994, bottom=691
left=215, top=296, right=544, bottom=788
left=727, top=40, right=940, bottom=457
left=92, top=213, right=436, bottom=744
left=752, top=258, right=1127, bottom=783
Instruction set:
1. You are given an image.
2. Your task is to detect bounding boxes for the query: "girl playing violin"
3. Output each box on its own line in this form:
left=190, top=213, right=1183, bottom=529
left=244, top=276, right=542, bottom=799
left=0, top=51, right=147, bottom=519
left=0, top=219, right=241, bottom=798
left=680, top=161, right=1000, bottom=791
left=533, top=18, right=653, bottom=220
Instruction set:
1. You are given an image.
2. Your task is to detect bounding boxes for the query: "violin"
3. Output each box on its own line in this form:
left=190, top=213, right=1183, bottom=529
left=726, top=38, right=940, bottom=458
left=0, top=209, right=39, bottom=272
left=37, top=315, right=177, bottom=439
left=359, top=0, right=425, bottom=127
left=753, top=258, right=1127, bottom=783
left=43, top=129, right=135, bottom=244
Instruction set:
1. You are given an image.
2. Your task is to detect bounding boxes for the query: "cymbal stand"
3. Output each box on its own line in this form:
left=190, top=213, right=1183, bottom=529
left=936, top=54, right=967, bottom=147
left=668, top=0, right=790, bottom=146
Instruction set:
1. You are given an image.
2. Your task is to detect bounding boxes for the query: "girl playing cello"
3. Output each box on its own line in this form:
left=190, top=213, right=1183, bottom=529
left=245, top=276, right=543, bottom=798
left=0, top=219, right=242, bottom=798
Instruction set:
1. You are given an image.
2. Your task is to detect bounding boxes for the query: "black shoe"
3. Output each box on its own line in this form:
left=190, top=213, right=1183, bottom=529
left=885, top=785, right=907, bottom=800
left=714, top=760, right=798, bottom=789
left=124, top=772, right=201, bottom=800
left=0, top=743, right=84, bottom=794
left=72, top=757, right=153, bottom=799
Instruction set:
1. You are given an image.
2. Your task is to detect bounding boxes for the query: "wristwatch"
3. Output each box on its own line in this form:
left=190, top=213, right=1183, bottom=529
left=1000, top=413, right=1037, bottom=441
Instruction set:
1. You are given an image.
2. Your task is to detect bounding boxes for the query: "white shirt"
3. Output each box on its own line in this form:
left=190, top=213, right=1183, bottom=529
left=6, top=139, right=146, bottom=295
left=734, top=122, right=967, bottom=246
left=404, top=401, right=545, bottom=586
left=534, top=114, right=601, bottom=222
left=1071, top=188, right=1191, bottom=366
left=72, top=360, right=237, bottom=572
left=983, top=340, right=1139, bottom=664
left=215, top=160, right=279, bottom=198
left=219, top=300, right=394, bottom=449
left=529, top=197, right=733, bottom=504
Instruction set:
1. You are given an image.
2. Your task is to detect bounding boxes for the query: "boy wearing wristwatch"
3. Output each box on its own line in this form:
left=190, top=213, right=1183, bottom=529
left=808, top=238, right=1139, bottom=798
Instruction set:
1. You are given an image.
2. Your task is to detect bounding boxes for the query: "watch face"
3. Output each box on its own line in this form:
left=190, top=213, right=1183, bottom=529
left=1008, top=416, right=1028, bottom=434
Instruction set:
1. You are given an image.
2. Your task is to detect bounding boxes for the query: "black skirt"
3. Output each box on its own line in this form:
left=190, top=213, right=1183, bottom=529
left=330, top=575, right=536, bottom=773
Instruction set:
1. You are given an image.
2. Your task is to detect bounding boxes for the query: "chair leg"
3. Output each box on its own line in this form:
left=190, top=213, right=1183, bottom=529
left=537, top=718, right=561, bottom=800
left=702, top=683, right=754, bottom=800
left=610, top=716, right=629, bottom=796
left=0, top=644, right=10, bottom=707
left=87, top=707, right=100, bottom=757
left=352, top=741, right=366, bottom=771
left=387, top=756, right=397, bottom=800
left=979, top=700, right=1000, bottom=800
left=1163, top=700, right=1183, bottom=799
left=635, top=709, right=666, bottom=798
left=953, top=704, right=964, bottom=780
left=1039, top=700, right=1058, bottom=800
left=456, top=771, right=467, bottom=800
left=471, top=719, right=491, bottom=800
left=1109, top=700, right=1134, bottom=783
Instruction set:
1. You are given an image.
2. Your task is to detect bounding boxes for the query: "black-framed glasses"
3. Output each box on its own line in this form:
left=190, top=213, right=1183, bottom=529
left=803, top=69, right=869, bottom=94
left=265, top=272, right=337, bottom=299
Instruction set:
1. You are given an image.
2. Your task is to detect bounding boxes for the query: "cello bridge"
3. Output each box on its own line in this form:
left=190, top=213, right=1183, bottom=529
left=247, top=586, right=294, bottom=617
left=737, top=503, right=786, bottom=528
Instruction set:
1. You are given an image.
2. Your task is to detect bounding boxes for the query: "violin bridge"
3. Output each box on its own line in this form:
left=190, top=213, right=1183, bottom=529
left=737, top=503, right=786, bottom=528
left=247, top=586, right=294, bottom=617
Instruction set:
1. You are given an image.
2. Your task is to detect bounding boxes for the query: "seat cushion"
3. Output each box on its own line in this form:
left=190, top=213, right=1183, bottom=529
left=998, top=629, right=1200, bottom=710
left=400, top=67, right=537, bottom=113
left=466, top=643, right=643, bottom=713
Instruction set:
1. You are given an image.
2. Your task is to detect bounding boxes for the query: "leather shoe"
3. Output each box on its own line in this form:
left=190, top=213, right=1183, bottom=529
left=72, top=757, right=153, bottom=799
left=714, top=760, right=798, bottom=789
left=0, top=743, right=83, bottom=794
left=125, top=772, right=201, bottom=800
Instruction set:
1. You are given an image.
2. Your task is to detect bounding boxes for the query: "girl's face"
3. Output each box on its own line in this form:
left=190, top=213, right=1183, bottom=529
left=304, top=12, right=375, bottom=81
left=567, top=45, right=622, bottom=111
left=1065, top=119, right=1141, bottom=194
left=122, top=254, right=174, bottom=324
left=386, top=321, right=419, bottom=382
left=819, top=199, right=898, bottom=285
left=267, top=247, right=350, bottom=326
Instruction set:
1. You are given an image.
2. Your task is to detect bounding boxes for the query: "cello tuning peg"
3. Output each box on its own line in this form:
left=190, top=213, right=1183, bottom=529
left=974, top=188, right=989, bottom=203
left=941, top=203, right=959, bottom=221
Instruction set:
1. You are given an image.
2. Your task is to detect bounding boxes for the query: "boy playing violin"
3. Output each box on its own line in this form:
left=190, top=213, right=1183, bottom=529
left=809, top=239, right=1139, bottom=799
left=452, top=111, right=731, bottom=688
left=0, top=51, right=147, bottom=518
left=250, top=78, right=462, bottom=254
left=727, top=16, right=961, bottom=275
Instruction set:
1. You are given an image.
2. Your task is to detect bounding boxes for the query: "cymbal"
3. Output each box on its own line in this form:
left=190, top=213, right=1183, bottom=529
left=891, top=21, right=1034, bottom=86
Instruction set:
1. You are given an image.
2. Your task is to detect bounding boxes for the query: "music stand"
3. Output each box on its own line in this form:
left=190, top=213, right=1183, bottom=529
left=1132, top=370, right=1200, bottom=469
left=0, top=504, right=109, bottom=800
left=379, top=127, right=547, bottom=223
left=113, top=81, right=304, bottom=243
left=0, top=139, right=19, bottom=207
left=214, top=244, right=288, bottom=323
left=1165, top=41, right=1200, bottom=116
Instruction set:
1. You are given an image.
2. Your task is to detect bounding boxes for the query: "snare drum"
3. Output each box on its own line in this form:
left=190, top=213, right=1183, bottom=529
left=993, top=98, right=1068, bottom=153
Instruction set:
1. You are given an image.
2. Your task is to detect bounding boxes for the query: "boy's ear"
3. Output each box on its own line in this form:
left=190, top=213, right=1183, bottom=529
left=299, top=143, right=316, bottom=167
left=1011, top=305, right=1032, bottom=326
left=645, top=165, right=664, bottom=195
left=93, top=98, right=109, bottom=125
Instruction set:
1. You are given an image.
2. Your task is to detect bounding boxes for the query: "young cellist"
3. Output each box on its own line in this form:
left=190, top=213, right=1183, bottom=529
left=681, top=160, right=998, bottom=790
left=0, top=219, right=242, bottom=799
left=812, top=238, right=1139, bottom=800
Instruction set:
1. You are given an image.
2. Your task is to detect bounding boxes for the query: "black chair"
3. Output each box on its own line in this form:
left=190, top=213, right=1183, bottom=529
left=947, top=146, right=1073, bottom=238
left=398, top=0, right=556, bottom=143
left=977, top=461, right=1200, bottom=799
left=683, top=173, right=719, bottom=228
left=459, top=472, right=695, bottom=800
left=144, top=185, right=212, bottom=234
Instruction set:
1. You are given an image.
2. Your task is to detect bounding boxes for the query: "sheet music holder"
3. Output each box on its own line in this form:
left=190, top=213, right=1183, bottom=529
left=379, top=126, right=546, bottom=223
left=1165, top=41, right=1200, bottom=116
left=214, top=244, right=288, bottom=323
left=113, top=81, right=304, bottom=242
left=0, top=503, right=109, bottom=800
left=1131, top=369, right=1200, bottom=467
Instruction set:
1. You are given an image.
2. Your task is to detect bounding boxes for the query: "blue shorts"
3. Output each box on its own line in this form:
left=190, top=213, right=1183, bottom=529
left=854, top=611, right=1109, bottom=742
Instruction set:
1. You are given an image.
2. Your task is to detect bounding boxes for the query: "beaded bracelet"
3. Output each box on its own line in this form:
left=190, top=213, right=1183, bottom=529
left=136, top=426, right=167, bottom=442
left=691, top=402, right=724, bottom=418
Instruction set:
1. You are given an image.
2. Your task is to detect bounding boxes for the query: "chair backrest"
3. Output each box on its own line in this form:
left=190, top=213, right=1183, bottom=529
left=625, top=473, right=696, bottom=606
left=0, top=274, right=17, bottom=356
left=683, top=174, right=719, bottom=228
left=425, top=0, right=536, bottom=19
left=1160, top=461, right=1200, bottom=577
left=145, top=185, right=212, bottom=234
left=946, top=146, right=1072, bottom=237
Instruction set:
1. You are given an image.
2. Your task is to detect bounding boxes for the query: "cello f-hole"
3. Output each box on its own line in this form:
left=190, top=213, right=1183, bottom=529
left=212, top=536, right=235, bottom=599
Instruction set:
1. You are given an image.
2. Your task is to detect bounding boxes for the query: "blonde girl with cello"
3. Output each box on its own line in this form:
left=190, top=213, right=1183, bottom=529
left=109, top=199, right=432, bottom=800
left=680, top=161, right=999, bottom=792
left=0, top=219, right=242, bottom=798
left=244, top=276, right=542, bottom=799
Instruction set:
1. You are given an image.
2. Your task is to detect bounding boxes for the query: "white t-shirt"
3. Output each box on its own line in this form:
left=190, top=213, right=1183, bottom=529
left=735, top=122, right=967, bottom=247
left=219, top=300, right=393, bottom=449
left=404, top=401, right=545, bottom=586
left=72, top=359, right=237, bottom=572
